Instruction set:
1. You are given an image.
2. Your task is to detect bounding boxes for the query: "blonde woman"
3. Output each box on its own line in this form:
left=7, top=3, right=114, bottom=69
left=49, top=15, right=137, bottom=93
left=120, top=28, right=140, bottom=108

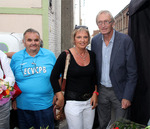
left=50, top=25, right=98, bottom=129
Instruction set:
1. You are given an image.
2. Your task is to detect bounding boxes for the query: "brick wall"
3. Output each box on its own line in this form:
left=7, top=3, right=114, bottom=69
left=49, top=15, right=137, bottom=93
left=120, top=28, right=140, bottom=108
left=114, top=4, right=129, bottom=34
left=48, top=0, right=61, bottom=58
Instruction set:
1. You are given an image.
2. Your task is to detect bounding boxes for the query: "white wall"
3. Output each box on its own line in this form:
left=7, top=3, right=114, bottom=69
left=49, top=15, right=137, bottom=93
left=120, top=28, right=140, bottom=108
left=0, top=0, right=41, bottom=8
left=49, top=0, right=61, bottom=57
left=0, top=14, right=42, bottom=37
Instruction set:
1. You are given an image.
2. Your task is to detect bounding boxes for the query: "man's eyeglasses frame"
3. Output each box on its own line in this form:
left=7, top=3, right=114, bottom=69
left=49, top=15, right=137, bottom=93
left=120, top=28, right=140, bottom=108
left=97, top=20, right=113, bottom=26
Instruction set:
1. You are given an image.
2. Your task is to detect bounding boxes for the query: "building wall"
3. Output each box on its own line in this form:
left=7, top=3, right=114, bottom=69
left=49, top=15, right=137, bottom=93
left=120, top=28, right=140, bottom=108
left=0, top=14, right=42, bottom=37
left=0, top=1, right=129, bottom=56
left=0, top=0, right=74, bottom=57
left=49, top=0, right=61, bottom=57
left=61, top=0, right=74, bottom=51
left=92, top=30, right=99, bottom=37
left=0, top=0, right=41, bottom=8
left=49, top=0, right=74, bottom=57
left=0, top=0, right=49, bottom=49
left=114, top=4, right=129, bottom=34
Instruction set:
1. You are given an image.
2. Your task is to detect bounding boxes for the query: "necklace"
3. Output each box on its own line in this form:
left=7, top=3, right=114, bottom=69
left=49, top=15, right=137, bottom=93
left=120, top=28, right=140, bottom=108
left=74, top=47, right=87, bottom=61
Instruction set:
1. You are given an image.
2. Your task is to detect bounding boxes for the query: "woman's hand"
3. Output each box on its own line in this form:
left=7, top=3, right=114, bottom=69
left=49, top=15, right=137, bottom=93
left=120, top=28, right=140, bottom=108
left=90, top=92, right=98, bottom=109
left=53, top=91, right=64, bottom=110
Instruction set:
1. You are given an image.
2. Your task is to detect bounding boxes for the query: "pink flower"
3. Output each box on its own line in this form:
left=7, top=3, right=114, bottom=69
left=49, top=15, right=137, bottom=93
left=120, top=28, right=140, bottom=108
left=2, top=85, right=7, bottom=90
left=0, top=79, right=14, bottom=105
left=0, top=88, right=3, bottom=94
left=0, top=94, right=3, bottom=100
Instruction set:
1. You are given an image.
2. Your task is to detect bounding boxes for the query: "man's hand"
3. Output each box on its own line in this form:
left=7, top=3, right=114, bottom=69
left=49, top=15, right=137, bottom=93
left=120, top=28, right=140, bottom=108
left=121, top=99, right=131, bottom=109
left=12, top=100, right=17, bottom=110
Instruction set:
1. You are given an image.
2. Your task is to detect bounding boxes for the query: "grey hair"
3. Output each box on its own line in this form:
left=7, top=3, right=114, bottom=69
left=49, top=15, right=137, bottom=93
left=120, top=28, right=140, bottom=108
left=40, top=40, right=43, bottom=48
left=72, top=27, right=90, bottom=45
left=96, top=10, right=115, bottom=25
left=23, top=28, right=40, bottom=42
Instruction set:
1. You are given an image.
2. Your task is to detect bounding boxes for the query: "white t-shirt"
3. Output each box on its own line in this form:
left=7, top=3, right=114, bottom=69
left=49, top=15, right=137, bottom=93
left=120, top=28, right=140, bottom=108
left=0, top=50, right=15, bottom=86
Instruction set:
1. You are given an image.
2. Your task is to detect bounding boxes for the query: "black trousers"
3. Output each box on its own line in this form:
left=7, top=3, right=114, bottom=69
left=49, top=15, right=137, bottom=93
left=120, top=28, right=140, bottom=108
left=10, top=109, right=19, bottom=129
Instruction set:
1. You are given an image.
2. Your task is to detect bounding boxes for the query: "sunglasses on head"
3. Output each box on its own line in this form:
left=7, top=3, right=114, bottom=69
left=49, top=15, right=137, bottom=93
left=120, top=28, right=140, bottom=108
left=75, top=25, right=88, bottom=30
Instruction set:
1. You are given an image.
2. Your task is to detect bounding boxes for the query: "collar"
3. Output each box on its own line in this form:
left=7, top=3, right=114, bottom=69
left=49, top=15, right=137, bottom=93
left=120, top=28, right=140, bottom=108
left=102, top=29, right=115, bottom=45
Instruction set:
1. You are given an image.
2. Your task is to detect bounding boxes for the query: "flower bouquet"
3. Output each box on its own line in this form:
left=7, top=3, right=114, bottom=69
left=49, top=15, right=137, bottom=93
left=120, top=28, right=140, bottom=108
left=0, top=79, right=14, bottom=106
left=110, top=119, right=146, bottom=129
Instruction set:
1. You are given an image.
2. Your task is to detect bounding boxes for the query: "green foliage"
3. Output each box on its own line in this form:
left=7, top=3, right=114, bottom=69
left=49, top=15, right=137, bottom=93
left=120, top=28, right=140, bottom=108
left=110, top=119, right=146, bottom=129
left=145, top=126, right=150, bottom=129
left=29, top=125, right=49, bottom=129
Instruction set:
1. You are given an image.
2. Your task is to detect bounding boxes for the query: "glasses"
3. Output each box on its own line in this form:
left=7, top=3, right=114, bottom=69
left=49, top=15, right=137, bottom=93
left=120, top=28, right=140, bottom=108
left=97, top=20, right=113, bottom=26
left=75, top=25, right=88, bottom=29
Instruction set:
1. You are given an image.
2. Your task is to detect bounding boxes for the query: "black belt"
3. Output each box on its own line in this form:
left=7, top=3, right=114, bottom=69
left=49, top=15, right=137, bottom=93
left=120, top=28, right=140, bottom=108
left=100, top=84, right=113, bottom=89
left=65, top=90, right=92, bottom=101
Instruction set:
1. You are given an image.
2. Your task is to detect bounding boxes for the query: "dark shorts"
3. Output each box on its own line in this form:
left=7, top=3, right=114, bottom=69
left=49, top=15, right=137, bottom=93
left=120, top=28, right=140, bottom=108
left=17, top=106, right=54, bottom=129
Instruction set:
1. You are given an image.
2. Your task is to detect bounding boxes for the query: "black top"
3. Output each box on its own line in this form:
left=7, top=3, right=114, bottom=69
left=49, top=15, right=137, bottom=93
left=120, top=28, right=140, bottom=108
left=50, top=49, right=97, bottom=100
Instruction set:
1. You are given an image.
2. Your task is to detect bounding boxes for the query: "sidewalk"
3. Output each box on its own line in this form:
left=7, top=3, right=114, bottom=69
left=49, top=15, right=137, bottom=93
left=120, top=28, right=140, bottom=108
left=55, top=119, right=99, bottom=129
left=54, top=120, right=68, bottom=129
left=59, top=120, right=68, bottom=129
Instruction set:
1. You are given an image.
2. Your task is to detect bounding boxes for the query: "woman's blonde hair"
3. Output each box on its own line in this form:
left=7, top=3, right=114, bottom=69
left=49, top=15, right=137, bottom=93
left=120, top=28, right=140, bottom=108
left=72, top=26, right=90, bottom=45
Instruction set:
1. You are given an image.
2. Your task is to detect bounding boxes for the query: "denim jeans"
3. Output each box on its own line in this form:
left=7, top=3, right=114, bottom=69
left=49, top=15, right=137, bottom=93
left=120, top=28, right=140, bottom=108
left=17, top=106, right=54, bottom=129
